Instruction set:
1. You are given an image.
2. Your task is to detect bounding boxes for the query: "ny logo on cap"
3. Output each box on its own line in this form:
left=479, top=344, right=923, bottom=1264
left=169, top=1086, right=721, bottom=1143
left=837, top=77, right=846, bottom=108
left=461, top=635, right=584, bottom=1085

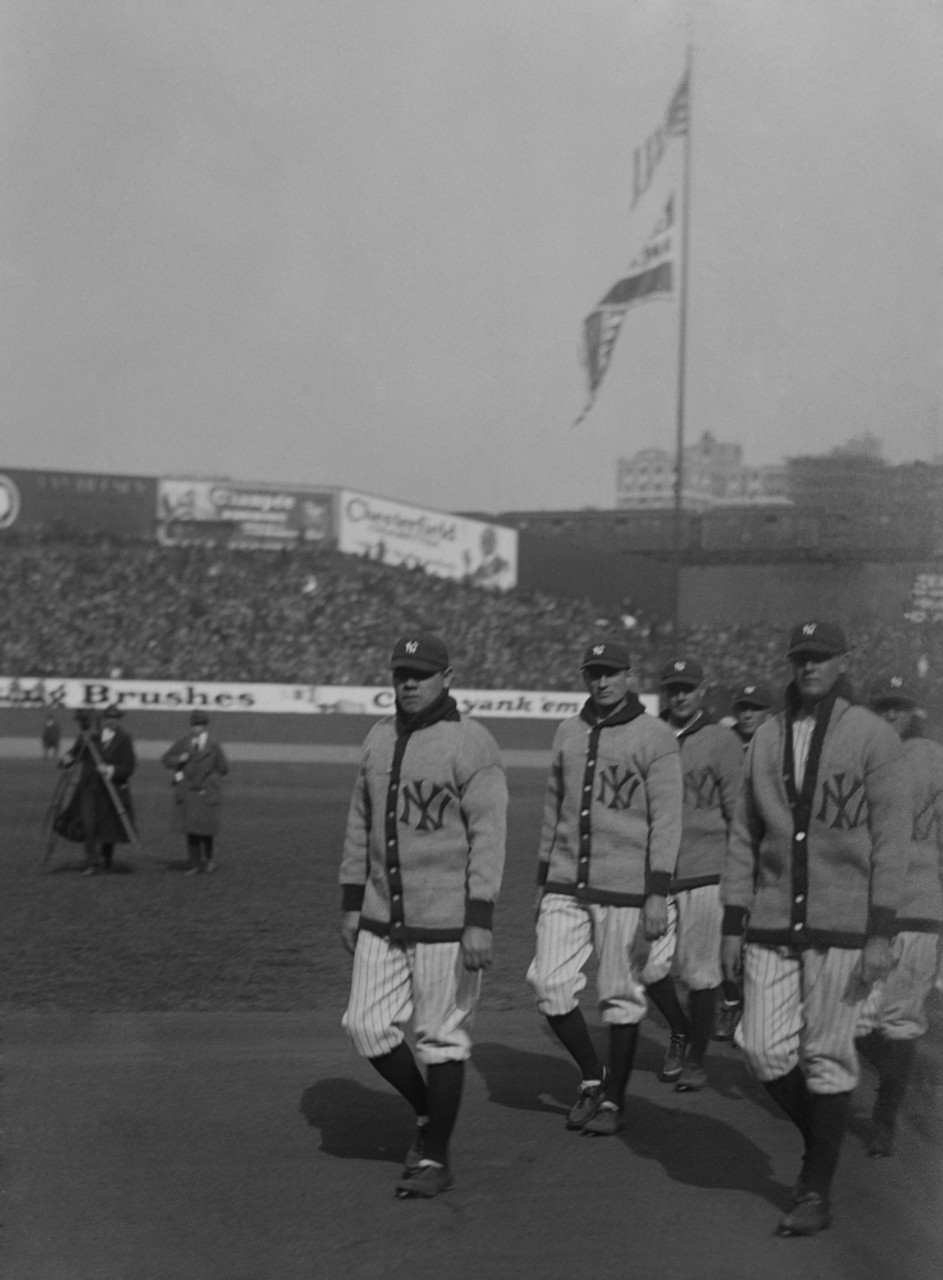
left=593, top=645, right=605, bottom=656
left=744, top=685, right=756, bottom=694
left=405, top=641, right=419, bottom=654
left=802, top=624, right=817, bottom=636
left=673, top=661, right=687, bottom=672
left=890, top=676, right=904, bottom=688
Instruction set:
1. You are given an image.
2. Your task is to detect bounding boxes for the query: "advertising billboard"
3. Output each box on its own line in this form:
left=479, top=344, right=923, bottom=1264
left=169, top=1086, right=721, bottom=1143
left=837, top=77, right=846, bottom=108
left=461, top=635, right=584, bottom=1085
left=337, top=489, right=517, bottom=589
left=0, top=468, right=157, bottom=538
left=157, top=479, right=335, bottom=548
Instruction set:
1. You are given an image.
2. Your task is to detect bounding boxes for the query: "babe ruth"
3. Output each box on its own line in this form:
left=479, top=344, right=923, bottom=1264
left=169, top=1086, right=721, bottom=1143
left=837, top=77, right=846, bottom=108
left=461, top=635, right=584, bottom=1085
left=720, top=621, right=909, bottom=1237
left=643, top=657, right=744, bottom=1092
left=339, top=633, right=508, bottom=1199
left=527, top=637, right=683, bottom=1135
left=857, top=674, right=943, bottom=1157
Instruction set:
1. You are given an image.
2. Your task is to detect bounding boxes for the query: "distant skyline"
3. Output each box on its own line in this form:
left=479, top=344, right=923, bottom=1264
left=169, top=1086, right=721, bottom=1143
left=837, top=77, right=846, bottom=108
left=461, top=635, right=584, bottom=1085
left=2, top=1, right=941, bottom=514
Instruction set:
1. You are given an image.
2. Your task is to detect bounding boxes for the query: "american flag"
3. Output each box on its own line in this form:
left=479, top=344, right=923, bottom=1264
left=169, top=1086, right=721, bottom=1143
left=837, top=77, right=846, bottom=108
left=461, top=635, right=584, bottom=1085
left=665, top=70, right=689, bottom=137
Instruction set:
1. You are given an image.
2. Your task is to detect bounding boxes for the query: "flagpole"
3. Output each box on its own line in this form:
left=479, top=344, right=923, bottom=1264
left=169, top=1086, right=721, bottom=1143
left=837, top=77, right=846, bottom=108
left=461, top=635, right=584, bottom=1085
left=671, top=45, right=693, bottom=641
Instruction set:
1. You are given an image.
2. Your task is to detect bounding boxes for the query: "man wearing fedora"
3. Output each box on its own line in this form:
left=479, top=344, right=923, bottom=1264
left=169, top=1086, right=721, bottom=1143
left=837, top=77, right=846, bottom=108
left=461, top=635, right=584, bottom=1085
left=59, top=704, right=137, bottom=875
left=161, top=710, right=230, bottom=874
left=721, top=621, right=909, bottom=1236
left=339, top=633, right=507, bottom=1199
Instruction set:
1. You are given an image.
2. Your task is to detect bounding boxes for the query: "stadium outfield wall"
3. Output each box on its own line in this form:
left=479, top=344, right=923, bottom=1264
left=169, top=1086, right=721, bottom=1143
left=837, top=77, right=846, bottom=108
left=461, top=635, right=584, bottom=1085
left=0, top=675, right=658, bottom=720
left=678, top=561, right=934, bottom=626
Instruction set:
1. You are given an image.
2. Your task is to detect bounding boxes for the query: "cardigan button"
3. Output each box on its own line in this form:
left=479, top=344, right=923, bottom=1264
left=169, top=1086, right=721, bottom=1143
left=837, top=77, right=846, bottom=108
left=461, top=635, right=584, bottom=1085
left=795, top=832, right=806, bottom=842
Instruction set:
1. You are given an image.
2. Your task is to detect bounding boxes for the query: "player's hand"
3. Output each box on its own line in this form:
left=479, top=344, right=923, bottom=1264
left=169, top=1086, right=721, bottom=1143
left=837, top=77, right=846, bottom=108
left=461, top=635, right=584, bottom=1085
left=98, top=764, right=115, bottom=779
left=642, top=893, right=668, bottom=941
left=721, top=936, right=743, bottom=983
left=460, top=925, right=493, bottom=971
left=859, top=935, right=896, bottom=989
left=340, top=911, right=361, bottom=955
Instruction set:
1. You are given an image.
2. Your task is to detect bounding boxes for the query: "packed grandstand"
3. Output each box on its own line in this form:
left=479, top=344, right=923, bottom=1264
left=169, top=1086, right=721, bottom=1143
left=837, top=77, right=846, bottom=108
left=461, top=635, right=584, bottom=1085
left=2, top=536, right=941, bottom=717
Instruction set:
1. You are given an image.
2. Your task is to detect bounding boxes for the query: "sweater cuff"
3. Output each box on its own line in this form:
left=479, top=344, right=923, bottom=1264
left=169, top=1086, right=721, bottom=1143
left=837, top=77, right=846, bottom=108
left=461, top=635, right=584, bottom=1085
left=646, top=872, right=672, bottom=898
left=536, top=861, right=549, bottom=886
left=465, top=899, right=494, bottom=930
left=341, top=883, right=365, bottom=913
left=867, top=907, right=897, bottom=939
left=722, top=905, right=748, bottom=937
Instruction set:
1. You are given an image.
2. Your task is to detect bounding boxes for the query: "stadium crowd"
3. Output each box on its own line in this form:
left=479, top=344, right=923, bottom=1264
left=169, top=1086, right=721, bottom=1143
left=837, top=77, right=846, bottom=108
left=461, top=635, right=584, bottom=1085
left=2, top=538, right=943, bottom=711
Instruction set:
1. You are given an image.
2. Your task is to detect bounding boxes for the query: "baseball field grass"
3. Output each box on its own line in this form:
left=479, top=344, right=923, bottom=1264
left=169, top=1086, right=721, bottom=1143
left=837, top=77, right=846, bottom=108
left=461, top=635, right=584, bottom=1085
left=1, top=757, right=551, bottom=1014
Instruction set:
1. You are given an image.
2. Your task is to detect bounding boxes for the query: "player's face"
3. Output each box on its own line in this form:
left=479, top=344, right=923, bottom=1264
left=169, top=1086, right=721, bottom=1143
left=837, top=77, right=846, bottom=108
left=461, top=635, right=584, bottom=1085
left=663, top=682, right=704, bottom=725
left=393, top=666, right=452, bottom=715
left=583, top=665, right=632, bottom=711
left=735, top=705, right=770, bottom=740
left=789, top=651, right=847, bottom=706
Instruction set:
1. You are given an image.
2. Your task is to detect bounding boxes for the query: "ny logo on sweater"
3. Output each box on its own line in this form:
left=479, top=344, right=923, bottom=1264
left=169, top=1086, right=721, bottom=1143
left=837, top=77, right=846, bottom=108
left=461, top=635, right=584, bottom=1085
left=816, top=772, right=867, bottom=831
left=596, top=766, right=640, bottom=810
left=400, top=781, right=457, bottom=832
left=683, top=769, right=722, bottom=812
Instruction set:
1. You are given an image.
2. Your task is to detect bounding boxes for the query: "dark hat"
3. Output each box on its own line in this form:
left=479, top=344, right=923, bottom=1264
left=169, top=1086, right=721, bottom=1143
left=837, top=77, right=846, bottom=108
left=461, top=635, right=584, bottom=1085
left=190, top=709, right=211, bottom=726
left=786, top=620, right=848, bottom=658
left=867, top=673, right=918, bottom=710
left=390, top=633, right=450, bottom=673
left=659, top=657, right=704, bottom=688
left=732, top=682, right=774, bottom=710
left=580, top=637, right=632, bottom=671
left=102, top=704, right=123, bottom=719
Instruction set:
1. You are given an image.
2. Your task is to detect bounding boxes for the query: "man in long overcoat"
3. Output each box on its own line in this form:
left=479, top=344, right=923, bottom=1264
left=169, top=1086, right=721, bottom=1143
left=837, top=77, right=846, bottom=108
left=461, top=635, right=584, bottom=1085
left=161, top=710, right=229, bottom=874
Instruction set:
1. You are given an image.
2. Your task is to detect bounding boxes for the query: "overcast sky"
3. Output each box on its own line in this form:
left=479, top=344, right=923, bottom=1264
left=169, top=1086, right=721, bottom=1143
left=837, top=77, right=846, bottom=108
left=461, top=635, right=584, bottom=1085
left=2, top=0, right=941, bottom=514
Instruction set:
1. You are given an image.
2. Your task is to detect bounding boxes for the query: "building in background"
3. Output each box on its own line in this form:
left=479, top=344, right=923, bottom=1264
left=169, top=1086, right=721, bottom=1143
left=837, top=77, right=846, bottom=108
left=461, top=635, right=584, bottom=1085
left=615, top=432, right=787, bottom=510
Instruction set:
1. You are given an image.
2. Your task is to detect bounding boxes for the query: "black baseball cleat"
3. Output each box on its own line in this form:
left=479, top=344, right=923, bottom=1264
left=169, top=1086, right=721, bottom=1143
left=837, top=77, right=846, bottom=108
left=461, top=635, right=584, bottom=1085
left=395, top=1161, right=453, bottom=1199
left=776, top=1192, right=832, bottom=1237
left=658, top=1035, right=687, bottom=1083
left=713, top=1000, right=742, bottom=1041
left=565, top=1067, right=610, bottom=1129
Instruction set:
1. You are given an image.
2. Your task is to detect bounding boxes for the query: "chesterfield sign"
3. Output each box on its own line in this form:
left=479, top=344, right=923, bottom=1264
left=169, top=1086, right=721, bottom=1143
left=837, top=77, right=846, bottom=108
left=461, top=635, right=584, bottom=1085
left=0, top=676, right=657, bottom=719
left=338, top=488, right=517, bottom=590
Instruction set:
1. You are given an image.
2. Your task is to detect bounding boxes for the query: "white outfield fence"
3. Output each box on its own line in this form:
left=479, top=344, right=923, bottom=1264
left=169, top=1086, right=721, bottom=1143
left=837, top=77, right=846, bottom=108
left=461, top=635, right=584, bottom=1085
left=1, top=676, right=658, bottom=720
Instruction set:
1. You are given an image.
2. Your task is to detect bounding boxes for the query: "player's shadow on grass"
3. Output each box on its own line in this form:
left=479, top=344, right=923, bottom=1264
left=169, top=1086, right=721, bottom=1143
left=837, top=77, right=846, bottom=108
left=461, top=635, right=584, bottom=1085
left=474, top=1037, right=786, bottom=1208
left=613, top=1094, right=786, bottom=1209
left=299, top=1077, right=414, bottom=1164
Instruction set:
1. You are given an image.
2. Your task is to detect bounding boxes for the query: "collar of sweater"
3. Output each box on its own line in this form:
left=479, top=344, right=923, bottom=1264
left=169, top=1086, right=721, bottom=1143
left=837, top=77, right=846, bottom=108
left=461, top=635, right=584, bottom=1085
left=660, top=707, right=713, bottom=740
left=395, top=691, right=461, bottom=737
left=579, top=692, right=646, bottom=729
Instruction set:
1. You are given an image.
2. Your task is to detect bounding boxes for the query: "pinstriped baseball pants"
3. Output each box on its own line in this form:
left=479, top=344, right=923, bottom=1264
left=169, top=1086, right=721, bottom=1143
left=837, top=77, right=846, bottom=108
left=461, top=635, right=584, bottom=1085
left=343, top=931, right=481, bottom=1064
left=526, top=893, right=650, bottom=1025
left=643, top=884, right=723, bottom=989
left=857, top=931, right=939, bottom=1041
left=741, top=943, right=870, bottom=1093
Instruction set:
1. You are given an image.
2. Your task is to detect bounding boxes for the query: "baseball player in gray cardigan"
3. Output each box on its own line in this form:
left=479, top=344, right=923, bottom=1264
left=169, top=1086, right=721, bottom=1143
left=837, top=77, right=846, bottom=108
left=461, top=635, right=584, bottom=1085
left=720, top=620, right=909, bottom=1237
left=857, top=674, right=943, bottom=1158
left=528, top=637, right=683, bottom=1136
left=339, top=633, right=507, bottom=1200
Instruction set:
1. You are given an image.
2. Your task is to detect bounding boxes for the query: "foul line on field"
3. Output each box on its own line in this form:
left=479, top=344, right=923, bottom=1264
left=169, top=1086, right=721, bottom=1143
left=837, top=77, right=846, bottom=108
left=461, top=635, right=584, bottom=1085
left=0, top=738, right=550, bottom=768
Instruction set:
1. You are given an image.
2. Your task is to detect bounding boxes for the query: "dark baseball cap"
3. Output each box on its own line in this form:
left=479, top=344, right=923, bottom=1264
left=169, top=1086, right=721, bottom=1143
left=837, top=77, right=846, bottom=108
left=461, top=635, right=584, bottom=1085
left=390, top=633, right=450, bottom=673
left=867, top=674, right=918, bottom=710
left=580, top=637, right=632, bottom=671
left=732, top=682, right=774, bottom=710
left=190, top=709, right=211, bottom=726
left=659, top=657, right=704, bottom=688
left=102, top=704, right=124, bottom=720
left=786, top=621, right=848, bottom=658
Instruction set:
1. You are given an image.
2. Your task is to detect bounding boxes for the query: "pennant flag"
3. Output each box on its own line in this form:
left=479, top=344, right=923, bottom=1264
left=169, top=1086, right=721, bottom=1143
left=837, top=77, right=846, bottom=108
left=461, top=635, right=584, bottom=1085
left=574, top=196, right=675, bottom=427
